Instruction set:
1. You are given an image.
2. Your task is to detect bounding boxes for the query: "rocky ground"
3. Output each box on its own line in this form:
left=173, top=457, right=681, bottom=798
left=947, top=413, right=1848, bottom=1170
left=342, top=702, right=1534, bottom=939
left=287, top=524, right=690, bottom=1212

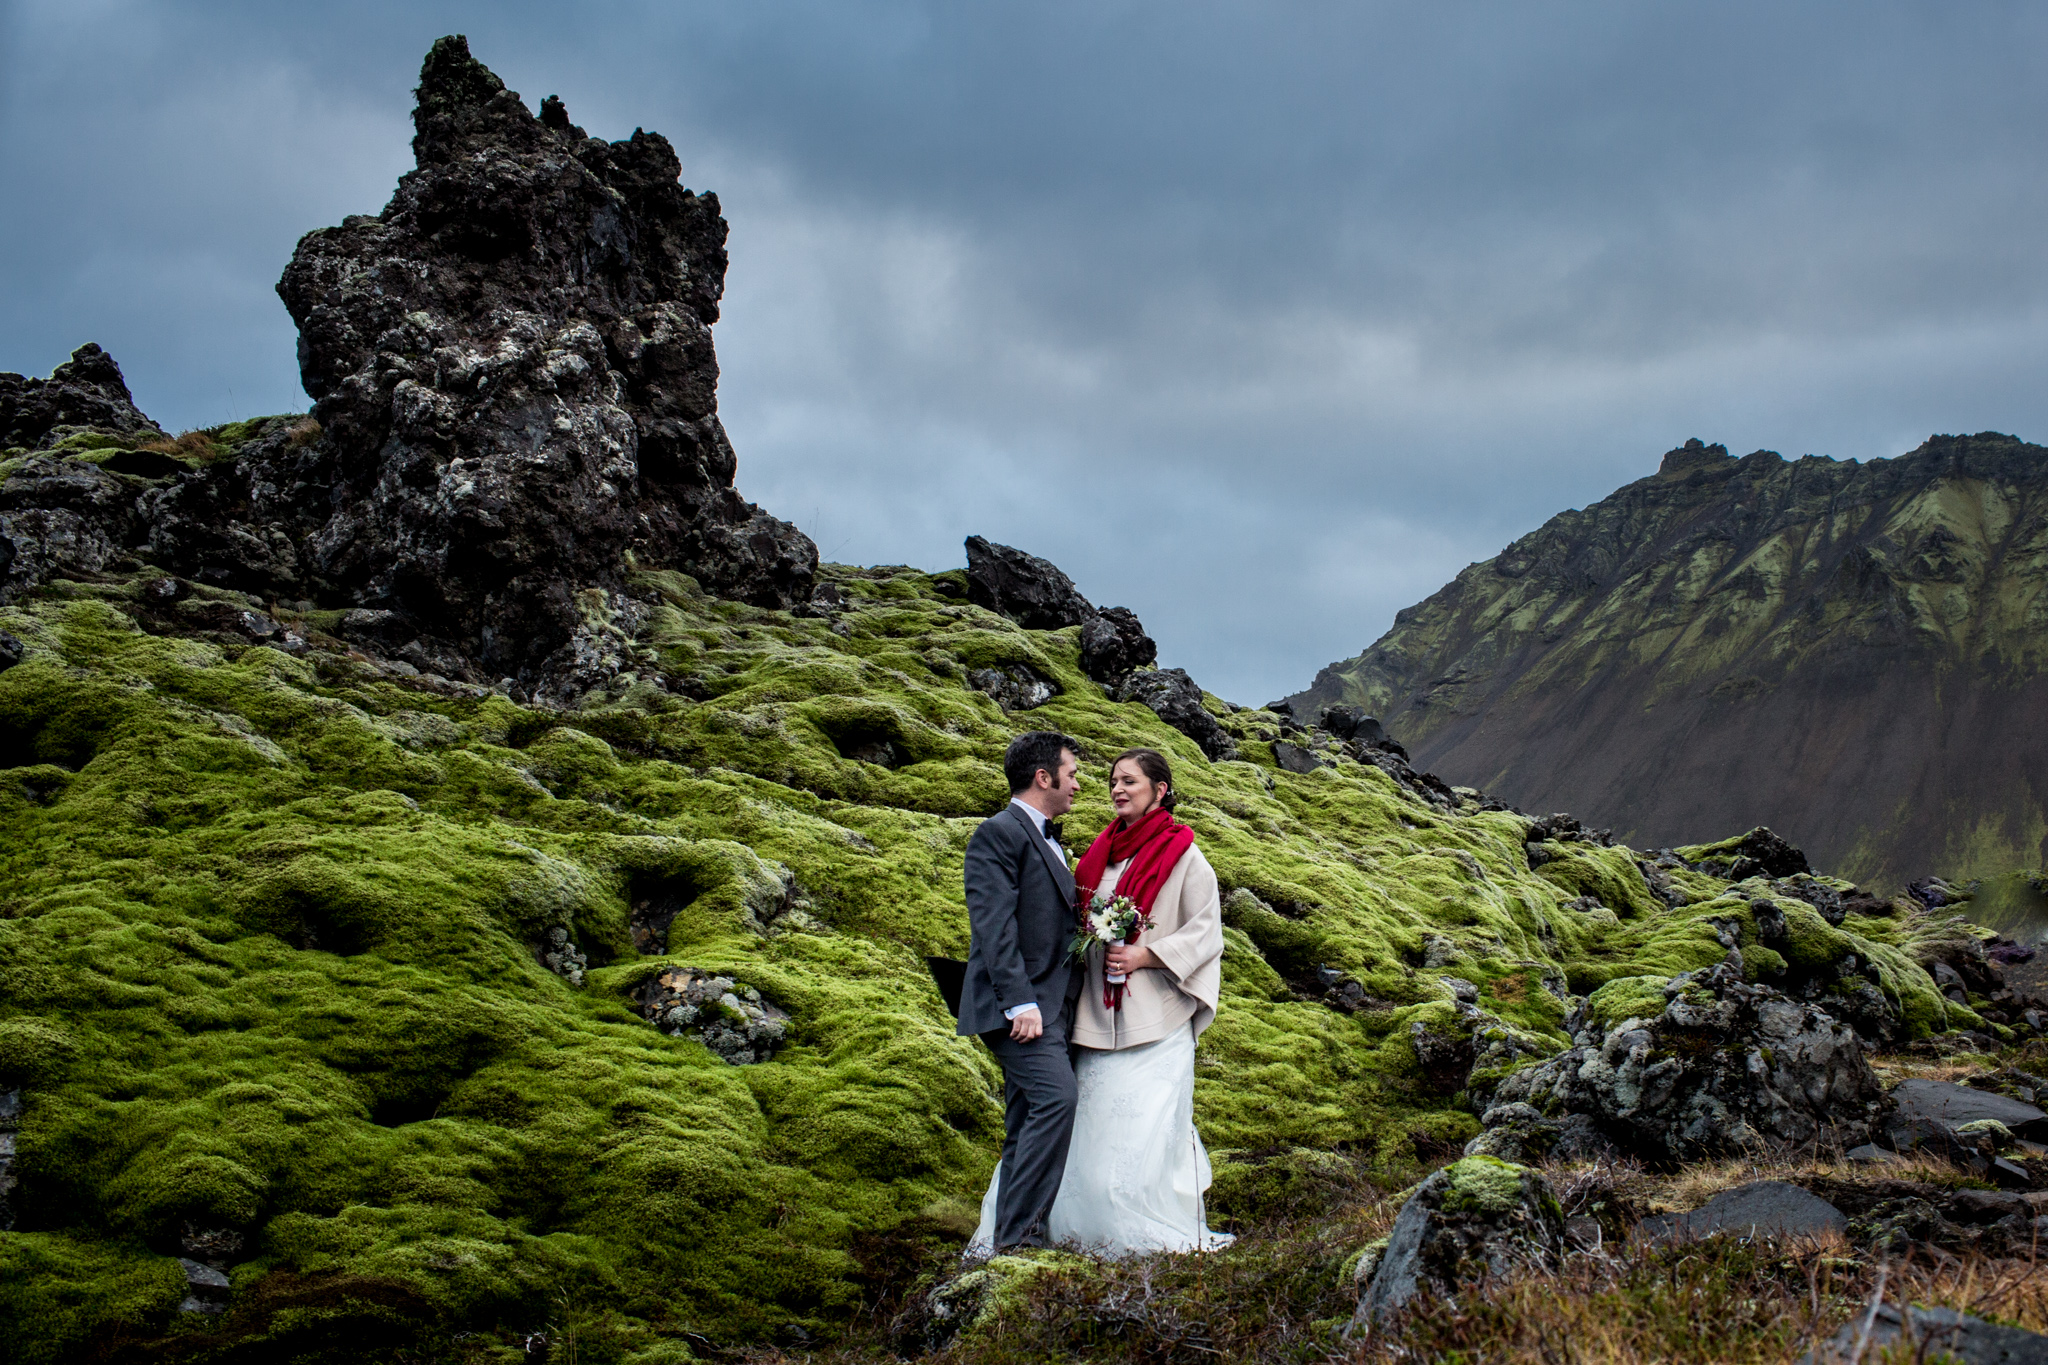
left=729, top=1044, right=2048, bottom=1365
left=3, top=34, right=2048, bottom=1365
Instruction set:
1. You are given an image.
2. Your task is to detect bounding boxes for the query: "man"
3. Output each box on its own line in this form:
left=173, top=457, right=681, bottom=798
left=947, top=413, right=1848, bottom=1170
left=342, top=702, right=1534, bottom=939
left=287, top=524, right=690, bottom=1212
left=960, top=730, right=1083, bottom=1250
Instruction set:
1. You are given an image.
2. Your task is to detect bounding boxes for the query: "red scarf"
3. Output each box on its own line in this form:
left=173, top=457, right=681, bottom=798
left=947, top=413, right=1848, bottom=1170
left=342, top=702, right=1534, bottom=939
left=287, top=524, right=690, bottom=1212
left=1073, top=808, right=1194, bottom=1010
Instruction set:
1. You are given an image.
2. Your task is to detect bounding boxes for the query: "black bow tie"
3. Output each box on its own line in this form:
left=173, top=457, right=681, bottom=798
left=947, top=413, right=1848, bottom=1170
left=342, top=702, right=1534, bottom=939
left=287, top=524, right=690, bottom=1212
left=1042, top=820, right=1063, bottom=842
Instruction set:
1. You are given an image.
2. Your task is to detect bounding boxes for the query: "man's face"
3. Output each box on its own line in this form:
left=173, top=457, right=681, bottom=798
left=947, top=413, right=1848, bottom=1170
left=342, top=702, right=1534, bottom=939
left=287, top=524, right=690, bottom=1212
left=1040, top=749, right=1081, bottom=816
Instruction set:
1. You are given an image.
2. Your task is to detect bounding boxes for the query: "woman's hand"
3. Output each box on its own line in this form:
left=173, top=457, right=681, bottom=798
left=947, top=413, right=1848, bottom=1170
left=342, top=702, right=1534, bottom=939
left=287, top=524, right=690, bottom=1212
left=1105, top=943, right=1158, bottom=975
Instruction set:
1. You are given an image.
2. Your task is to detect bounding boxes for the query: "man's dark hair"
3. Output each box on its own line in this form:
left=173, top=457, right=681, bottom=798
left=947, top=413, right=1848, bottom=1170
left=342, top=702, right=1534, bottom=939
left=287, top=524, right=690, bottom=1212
left=1004, top=731, right=1078, bottom=795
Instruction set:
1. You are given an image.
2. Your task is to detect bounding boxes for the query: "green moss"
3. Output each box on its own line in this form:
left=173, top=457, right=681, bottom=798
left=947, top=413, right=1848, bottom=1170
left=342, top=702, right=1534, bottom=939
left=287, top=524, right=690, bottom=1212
left=0, top=563, right=1970, bottom=1353
left=1438, top=1155, right=1529, bottom=1215
left=1585, top=976, right=1671, bottom=1029
left=1532, top=843, right=1661, bottom=917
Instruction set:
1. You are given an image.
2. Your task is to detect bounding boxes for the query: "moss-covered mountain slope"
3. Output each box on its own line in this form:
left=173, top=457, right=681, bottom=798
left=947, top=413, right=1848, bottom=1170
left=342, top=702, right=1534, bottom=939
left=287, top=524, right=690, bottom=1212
left=1287, top=435, right=2048, bottom=889
left=0, top=548, right=1991, bottom=1361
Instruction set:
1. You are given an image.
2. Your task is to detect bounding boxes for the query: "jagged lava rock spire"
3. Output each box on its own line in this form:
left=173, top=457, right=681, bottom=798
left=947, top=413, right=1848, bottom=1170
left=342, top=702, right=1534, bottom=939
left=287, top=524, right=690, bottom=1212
left=277, top=35, right=814, bottom=675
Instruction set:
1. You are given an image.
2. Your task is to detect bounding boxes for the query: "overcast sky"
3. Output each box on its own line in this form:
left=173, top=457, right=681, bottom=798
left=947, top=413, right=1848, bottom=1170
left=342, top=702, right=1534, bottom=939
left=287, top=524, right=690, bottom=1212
left=6, top=2, right=2048, bottom=704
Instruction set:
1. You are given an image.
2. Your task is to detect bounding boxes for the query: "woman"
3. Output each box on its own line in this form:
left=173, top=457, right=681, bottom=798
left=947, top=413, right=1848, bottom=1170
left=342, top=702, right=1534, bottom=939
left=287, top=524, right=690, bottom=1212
left=970, top=747, right=1233, bottom=1256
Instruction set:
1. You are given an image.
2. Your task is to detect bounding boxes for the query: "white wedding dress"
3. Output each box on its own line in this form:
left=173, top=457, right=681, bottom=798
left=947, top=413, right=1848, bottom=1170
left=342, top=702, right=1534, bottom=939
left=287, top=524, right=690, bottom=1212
left=967, top=1020, right=1235, bottom=1256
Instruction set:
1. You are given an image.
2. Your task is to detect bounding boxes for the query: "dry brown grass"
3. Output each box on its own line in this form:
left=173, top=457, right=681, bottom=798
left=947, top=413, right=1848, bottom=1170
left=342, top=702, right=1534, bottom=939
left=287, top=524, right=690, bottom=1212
left=1868, top=1054, right=1994, bottom=1086
left=727, top=1233, right=2045, bottom=1365
left=134, top=429, right=226, bottom=462
left=1635, top=1148, right=1984, bottom=1213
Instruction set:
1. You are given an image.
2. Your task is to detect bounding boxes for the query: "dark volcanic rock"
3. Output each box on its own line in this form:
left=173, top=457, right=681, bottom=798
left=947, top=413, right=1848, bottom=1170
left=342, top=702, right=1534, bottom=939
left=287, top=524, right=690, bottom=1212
left=633, top=967, right=788, bottom=1065
left=1078, top=605, right=1157, bottom=683
left=0, top=631, right=20, bottom=672
left=1689, top=827, right=1811, bottom=880
left=966, top=663, right=1059, bottom=712
left=1320, top=704, right=1387, bottom=745
left=0, top=453, right=144, bottom=600
left=1480, top=950, right=1884, bottom=1163
left=1889, top=1078, right=2048, bottom=1138
left=963, top=537, right=1158, bottom=685
left=0, top=344, right=163, bottom=451
left=270, top=35, right=813, bottom=676
left=1810, top=1304, right=2048, bottom=1365
left=0, top=41, right=816, bottom=688
left=0, top=1088, right=19, bottom=1231
left=1272, top=741, right=1324, bottom=774
left=1116, top=668, right=1239, bottom=762
left=963, top=536, right=1093, bottom=630
left=1351, top=1157, right=1565, bottom=1333
left=1634, top=1180, right=1846, bottom=1246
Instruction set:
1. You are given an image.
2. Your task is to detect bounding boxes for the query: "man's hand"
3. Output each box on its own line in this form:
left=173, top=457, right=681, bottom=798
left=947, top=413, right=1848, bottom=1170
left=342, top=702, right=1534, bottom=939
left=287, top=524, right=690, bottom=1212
left=1008, top=1005, right=1044, bottom=1041
left=1105, top=943, right=1158, bottom=976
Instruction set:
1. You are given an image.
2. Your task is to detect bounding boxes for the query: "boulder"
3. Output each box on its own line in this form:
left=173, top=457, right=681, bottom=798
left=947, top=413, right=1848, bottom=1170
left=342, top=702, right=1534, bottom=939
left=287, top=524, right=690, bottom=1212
left=963, top=536, right=1093, bottom=630
left=1809, top=1304, right=2048, bottom=1365
left=1077, top=605, right=1156, bottom=683
left=1462, top=1103, right=1615, bottom=1164
left=1479, top=951, right=1884, bottom=1163
left=0, top=631, right=20, bottom=672
left=1115, top=668, right=1238, bottom=762
left=907, top=1250, right=1093, bottom=1353
left=1634, top=1180, right=1846, bottom=1246
left=1272, top=741, right=1324, bottom=774
left=1320, top=704, right=1387, bottom=745
left=176, top=1257, right=231, bottom=1316
left=1350, top=1156, right=1565, bottom=1332
left=1889, top=1078, right=2047, bottom=1139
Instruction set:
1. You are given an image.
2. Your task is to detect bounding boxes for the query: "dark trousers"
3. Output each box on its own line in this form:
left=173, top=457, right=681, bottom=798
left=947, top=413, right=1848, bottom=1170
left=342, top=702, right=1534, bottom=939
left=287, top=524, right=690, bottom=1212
left=982, top=1017, right=1078, bottom=1250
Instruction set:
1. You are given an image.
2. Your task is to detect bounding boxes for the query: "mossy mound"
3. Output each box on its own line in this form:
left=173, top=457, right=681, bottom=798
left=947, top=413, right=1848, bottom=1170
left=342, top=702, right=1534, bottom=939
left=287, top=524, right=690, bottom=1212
left=0, top=562, right=1973, bottom=1358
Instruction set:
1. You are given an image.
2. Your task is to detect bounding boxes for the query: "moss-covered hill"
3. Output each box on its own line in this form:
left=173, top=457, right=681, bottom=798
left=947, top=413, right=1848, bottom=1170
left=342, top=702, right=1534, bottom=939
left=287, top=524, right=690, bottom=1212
left=1287, top=435, right=2048, bottom=890
left=0, top=539, right=1990, bottom=1361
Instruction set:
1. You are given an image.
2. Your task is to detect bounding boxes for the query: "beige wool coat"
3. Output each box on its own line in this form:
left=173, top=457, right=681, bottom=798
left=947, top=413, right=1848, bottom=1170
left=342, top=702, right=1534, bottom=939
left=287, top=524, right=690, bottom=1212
left=1068, top=841, right=1225, bottom=1050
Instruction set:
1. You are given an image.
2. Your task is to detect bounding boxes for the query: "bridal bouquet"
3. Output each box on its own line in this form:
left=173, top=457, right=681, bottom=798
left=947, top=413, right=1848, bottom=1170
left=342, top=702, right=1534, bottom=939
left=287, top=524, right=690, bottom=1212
left=1069, top=892, right=1153, bottom=984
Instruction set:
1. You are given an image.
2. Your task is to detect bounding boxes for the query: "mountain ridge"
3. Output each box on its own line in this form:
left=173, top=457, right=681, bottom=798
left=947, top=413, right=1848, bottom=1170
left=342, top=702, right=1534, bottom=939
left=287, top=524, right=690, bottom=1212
left=1287, top=433, right=2048, bottom=889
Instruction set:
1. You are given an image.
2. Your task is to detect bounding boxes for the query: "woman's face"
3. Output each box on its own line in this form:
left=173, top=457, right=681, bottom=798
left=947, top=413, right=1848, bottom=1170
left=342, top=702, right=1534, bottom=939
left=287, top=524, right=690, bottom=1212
left=1110, top=759, right=1165, bottom=824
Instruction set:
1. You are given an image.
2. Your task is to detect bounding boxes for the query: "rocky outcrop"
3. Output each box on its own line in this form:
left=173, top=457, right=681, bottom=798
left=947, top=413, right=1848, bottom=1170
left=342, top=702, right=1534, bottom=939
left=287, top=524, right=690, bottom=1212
left=1288, top=434, right=2048, bottom=889
left=963, top=536, right=1094, bottom=632
left=1078, top=607, right=1156, bottom=683
left=958, top=536, right=1251, bottom=758
left=268, top=35, right=813, bottom=675
left=1113, top=668, right=1237, bottom=761
left=1350, top=1156, right=1565, bottom=1333
left=1474, top=950, right=1885, bottom=1164
left=0, top=38, right=815, bottom=692
left=963, top=536, right=1157, bottom=686
left=0, top=343, right=162, bottom=451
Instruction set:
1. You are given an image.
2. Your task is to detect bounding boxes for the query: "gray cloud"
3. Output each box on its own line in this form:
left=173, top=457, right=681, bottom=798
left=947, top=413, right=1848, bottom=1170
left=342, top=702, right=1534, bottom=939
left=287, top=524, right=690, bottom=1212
left=6, top=0, right=2048, bottom=701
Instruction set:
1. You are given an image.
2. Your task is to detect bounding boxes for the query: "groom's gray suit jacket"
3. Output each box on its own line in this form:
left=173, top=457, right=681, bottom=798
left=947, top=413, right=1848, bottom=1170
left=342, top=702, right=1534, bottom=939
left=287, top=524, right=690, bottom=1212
left=958, top=803, right=1079, bottom=1037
